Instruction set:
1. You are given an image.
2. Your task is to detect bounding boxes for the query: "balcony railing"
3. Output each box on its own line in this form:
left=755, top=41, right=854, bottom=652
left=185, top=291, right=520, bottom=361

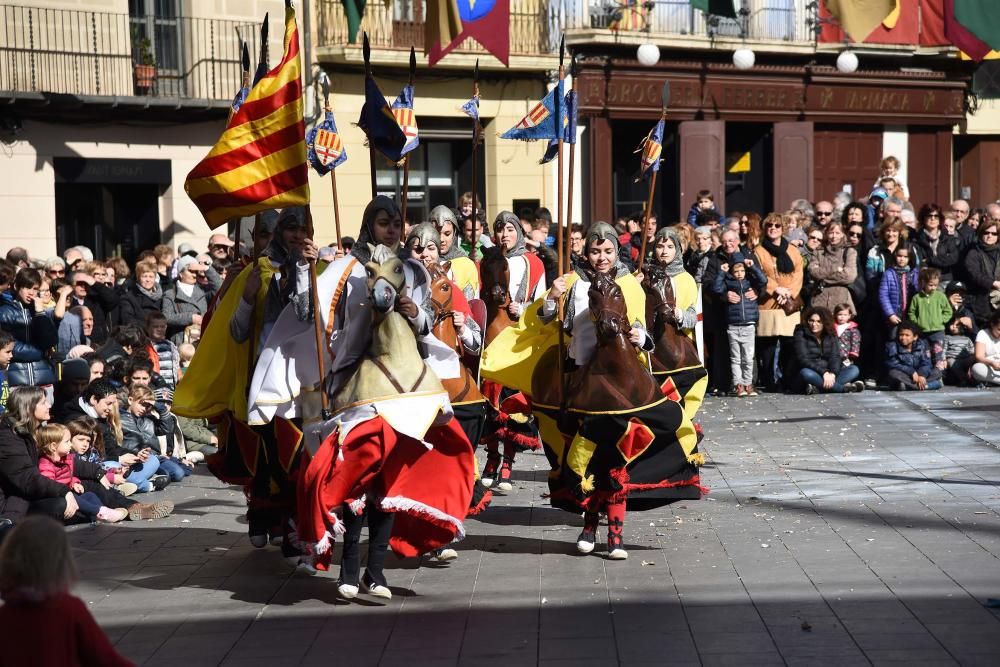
left=317, top=0, right=556, bottom=58
left=0, top=5, right=256, bottom=102
left=563, top=0, right=812, bottom=43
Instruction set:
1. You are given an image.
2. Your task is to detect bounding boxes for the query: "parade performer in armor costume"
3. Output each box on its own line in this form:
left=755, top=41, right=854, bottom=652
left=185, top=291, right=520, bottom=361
left=482, top=223, right=704, bottom=560
left=173, top=207, right=318, bottom=563
left=480, top=212, right=546, bottom=491
left=295, top=197, right=475, bottom=599
left=406, top=223, right=492, bottom=523
left=429, top=205, right=481, bottom=301
left=642, top=227, right=709, bottom=421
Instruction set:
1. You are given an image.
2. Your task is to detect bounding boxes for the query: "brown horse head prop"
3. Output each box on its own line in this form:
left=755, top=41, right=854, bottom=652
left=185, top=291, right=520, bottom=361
left=584, top=268, right=631, bottom=345
left=425, top=261, right=484, bottom=404
left=479, top=245, right=514, bottom=346
left=641, top=266, right=701, bottom=372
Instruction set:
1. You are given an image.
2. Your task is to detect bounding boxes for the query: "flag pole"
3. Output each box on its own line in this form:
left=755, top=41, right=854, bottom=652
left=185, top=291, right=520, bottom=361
left=400, top=47, right=416, bottom=225
left=555, top=35, right=565, bottom=279
left=363, top=33, right=378, bottom=200
left=637, top=82, right=670, bottom=277
left=555, top=36, right=567, bottom=406
left=320, top=73, right=343, bottom=250
left=470, top=59, right=480, bottom=264
left=564, top=54, right=576, bottom=273
left=231, top=40, right=251, bottom=260
left=305, top=206, right=331, bottom=420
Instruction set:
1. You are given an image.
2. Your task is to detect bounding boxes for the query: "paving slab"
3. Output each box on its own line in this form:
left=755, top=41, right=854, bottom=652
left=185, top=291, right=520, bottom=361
left=56, top=387, right=1000, bottom=666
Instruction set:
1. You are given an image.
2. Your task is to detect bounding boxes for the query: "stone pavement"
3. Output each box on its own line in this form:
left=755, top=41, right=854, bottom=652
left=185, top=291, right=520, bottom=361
left=69, top=388, right=1000, bottom=667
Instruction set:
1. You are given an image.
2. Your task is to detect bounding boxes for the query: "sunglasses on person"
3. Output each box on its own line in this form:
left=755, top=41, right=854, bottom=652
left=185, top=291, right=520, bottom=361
left=809, top=235, right=824, bottom=242
left=848, top=230, right=862, bottom=238
left=48, top=268, right=65, bottom=276
left=926, top=213, right=940, bottom=218
left=816, top=211, right=833, bottom=217
left=764, top=222, right=782, bottom=230
left=984, top=230, right=999, bottom=237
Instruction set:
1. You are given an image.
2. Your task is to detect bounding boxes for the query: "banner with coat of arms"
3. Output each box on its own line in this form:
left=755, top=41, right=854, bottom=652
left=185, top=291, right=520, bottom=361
left=306, top=110, right=347, bottom=175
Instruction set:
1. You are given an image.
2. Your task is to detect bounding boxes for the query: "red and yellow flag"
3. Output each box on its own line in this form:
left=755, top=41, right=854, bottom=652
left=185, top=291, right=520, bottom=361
left=185, top=4, right=309, bottom=229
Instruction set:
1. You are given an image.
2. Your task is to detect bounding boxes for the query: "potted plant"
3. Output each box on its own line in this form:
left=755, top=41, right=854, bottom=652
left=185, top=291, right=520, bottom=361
left=133, top=34, right=157, bottom=92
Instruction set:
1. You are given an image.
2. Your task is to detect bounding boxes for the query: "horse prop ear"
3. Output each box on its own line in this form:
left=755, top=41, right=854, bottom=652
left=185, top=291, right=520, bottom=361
left=580, top=264, right=598, bottom=284
left=367, top=242, right=377, bottom=256
left=442, top=260, right=452, bottom=273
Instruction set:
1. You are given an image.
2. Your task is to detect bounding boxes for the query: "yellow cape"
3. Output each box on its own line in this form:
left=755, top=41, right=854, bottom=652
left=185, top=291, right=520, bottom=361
left=448, top=255, right=480, bottom=295
left=481, top=271, right=647, bottom=396
left=173, top=258, right=276, bottom=421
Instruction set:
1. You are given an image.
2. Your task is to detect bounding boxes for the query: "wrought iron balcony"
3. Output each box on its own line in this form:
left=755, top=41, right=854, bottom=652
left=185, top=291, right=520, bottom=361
left=0, top=5, right=256, bottom=111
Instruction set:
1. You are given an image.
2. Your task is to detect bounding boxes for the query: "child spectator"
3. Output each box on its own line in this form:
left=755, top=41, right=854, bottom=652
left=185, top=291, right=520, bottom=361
left=885, top=321, right=942, bottom=391
left=711, top=253, right=767, bottom=397
left=178, top=342, right=196, bottom=374
left=875, top=155, right=909, bottom=200
left=879, top=245, right=919, bottom=334
left=907, top=267, right=952, bottom=371
left=943, top=316, right=977, bottom=386
left=0, top=515, right=135, bottom=666
left=145, top=311, right=180, bottom=389
left=972, top=311, right=1000, bottom=387
left=35, top=424, right=128, bottom=523
left=120, top=384, right=190, bottom=484
left=65, top=417, right=136, bottom=497
left=833, top=303, right=861, bottom=368
left=0, top=329, right=13, bottom=414
left=687, top=189, right=718, bottom=228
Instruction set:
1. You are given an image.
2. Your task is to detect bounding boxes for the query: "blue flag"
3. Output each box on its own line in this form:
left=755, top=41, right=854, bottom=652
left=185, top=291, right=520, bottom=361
left=500, top=79, right=565, bottom=142
left=461, top=94, right=482, bottom=143
left=539, top=90, right=577, bottom=165
left=231, top=85, right=249, bottom=113
left=391, top=85, right=419, bottom=156
left=636, top=119, right=664, bottom=182
left=357, top=76, right=408, bottom=164
left=306, top=110, right=347, bottom=176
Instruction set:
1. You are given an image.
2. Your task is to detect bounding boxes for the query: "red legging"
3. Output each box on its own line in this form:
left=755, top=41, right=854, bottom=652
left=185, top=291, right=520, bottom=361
left=584, top=501, right=626, bottom=546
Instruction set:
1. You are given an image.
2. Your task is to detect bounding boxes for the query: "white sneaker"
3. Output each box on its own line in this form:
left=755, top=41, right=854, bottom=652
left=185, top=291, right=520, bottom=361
left=116, top=482, right=138, bottom=497
left=337, top=581, right=359, bottom=599
left=498, top=480, right=513, bottom=491
left=362, top=573, right=392, bottom=599
left=185, top=451, right=205, bottom=463
left=607, top=548, right=629, bottom=560
left=433, top=547, right=458, bottom=561
left=480, top=476, right=494, bottom=488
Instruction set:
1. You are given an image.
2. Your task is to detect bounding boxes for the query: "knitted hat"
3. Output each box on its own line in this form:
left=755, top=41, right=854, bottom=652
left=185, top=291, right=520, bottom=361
left=60, top=358, right=91, bottom=383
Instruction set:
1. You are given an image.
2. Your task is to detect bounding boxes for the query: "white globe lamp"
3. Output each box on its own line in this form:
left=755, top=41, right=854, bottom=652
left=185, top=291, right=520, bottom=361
left=733, top=48, right=755, bottom=71
left=836, top=50, right=858, bottom=73
left=637, top=43, right=660, bottom=67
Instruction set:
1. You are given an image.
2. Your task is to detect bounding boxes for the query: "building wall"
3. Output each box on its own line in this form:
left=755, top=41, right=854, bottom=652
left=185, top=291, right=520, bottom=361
left=3, top=71, right=555, bottom=260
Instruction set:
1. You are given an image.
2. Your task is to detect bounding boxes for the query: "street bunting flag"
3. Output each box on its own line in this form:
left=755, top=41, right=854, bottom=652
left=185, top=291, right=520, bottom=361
left=823, top=0, right=897, bottom=42
left=953, top=0, right=1000, bottom=53
left=945, top=0, right=992, bottom=61
left=428, top=0, right=510, bottom=67
left=391, top=84, right=420, bottom=156
left=499, top=79, right=565, bottom=142
left=539, top=90, right=577, bottom=165
left=358, top=75, right=408, bottom=164
left=343, top=0, right=367, bottom=44
left=425, top=0, right=464, bottom=59
left=690, top=0, right=738, bottom=19
left=185, top=3, right=308, bottom=230
left=306, top=110, right=347, bottom=175
left=635, top=119, right=664, bottom=182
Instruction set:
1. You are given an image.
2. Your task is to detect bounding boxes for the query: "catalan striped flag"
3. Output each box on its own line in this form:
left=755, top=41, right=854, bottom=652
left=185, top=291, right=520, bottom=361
left=391, top=85, right=420, bottom=156
left=635, top=119, right=664, bottom=182
left=500, top=79, right=564, bottom=142
left=184, top=4, right=309, bottom=230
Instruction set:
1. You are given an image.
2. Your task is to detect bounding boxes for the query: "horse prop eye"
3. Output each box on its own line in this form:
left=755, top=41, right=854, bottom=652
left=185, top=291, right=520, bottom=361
left=442, top=284, right=450, bottom=292
left=394, top=265, right=403, bottom=274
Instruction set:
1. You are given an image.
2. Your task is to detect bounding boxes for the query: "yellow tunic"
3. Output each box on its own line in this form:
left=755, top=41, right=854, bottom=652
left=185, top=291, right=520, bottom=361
left=173, top=258, right=275, bottom=421
left=446, top=256, right=480, bottom=300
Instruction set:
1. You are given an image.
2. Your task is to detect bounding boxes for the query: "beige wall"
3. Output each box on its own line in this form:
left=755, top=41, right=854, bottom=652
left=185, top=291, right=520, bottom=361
left=962, top=99, right=1000, bottom=135
left=1, top=119, right=228, bottom=259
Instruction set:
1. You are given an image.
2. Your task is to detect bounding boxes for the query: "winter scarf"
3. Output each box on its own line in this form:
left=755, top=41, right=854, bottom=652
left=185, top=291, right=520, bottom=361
left=760, top=235, right=795, bottom=274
